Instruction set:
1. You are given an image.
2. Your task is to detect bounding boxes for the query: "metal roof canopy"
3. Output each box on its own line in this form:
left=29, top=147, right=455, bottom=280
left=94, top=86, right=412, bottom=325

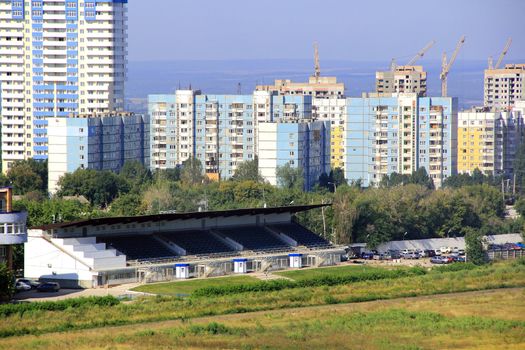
left=33, top=204, right=330, bottom=231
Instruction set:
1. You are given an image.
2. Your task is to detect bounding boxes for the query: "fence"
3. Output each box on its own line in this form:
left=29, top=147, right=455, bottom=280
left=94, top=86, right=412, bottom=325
left=487, top=249, right=524, bottom=261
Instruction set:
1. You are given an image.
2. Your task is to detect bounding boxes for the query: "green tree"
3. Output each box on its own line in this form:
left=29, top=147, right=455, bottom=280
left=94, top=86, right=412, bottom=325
left=409, top=167, right=434, bottom=189
left=0, top=263, right=15, bottom=302
left=109, top=193, right=144, bottom=216
left=57, top=169, right=128, bottom=207
left=119, top=161, right=152, bottom=192
left=276, top=163, right=304, bottom=190
left=464, top=227, right=486, bottom=265
left=180, top=157, right=204, bottom=186
left=231, top=157, right=264, bottom=183
left=7, top=160, right=46, bottom=195
left=13, top=198, right=91, bottom=227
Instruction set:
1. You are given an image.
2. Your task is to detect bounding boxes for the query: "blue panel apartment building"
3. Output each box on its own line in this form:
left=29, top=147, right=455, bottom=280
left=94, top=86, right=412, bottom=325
left=47, top=113, right=149, bottom=194
left=149, top=90, right=329, bottom=186
left=345, top=93, right=457, bottom=187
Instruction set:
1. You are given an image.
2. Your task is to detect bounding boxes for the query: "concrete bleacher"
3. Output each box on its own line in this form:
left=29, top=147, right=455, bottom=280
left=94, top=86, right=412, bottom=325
left=269, top=223, right=331, bottom=248
left=159, top=230, right=235, bottom=255
left=217, top=226, right=289, bottom=251
left=97, top=235, right=176, bottom=261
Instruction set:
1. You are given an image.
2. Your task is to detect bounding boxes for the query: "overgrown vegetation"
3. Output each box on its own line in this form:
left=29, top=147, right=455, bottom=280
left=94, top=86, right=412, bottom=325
left=0, top=260, right=522, bottom=338
left=0, top=295, right=119, bottom=317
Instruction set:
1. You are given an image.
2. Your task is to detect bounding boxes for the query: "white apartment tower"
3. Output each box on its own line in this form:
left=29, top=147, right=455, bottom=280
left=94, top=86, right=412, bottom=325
left=0, top=0, right=127, bottom=171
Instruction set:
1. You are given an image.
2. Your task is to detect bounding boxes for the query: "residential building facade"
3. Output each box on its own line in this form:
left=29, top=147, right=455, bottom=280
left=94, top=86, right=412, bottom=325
left=484, top=64, right=525, bottom=110
left=458, top=107, right=524, bottom=176
left=47, top=113, right=149, bottom=194
left=257, top=120, right=330, bottom=190
left=148, top=90, right=315, bottom=181
left=345, top=93, right=457, bottom=188
left=0, top=0, right=128, bottom=172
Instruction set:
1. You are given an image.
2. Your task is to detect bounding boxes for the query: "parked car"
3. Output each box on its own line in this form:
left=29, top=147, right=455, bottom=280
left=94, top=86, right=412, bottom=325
left=452, top=255, right=466, bottom=262
left=452, top=247, right=459, bottom=254
left=361, top=252, right=374, bottom=260
left=416, top=249, right=426, bottom=257
left=443, top=256, right=454, bottom=263
left=36, top=282, right=60, bottom=293
left=434, top=249, right=442, bottom=256
left=402, top=252, right=420, bottom=259
left=457, top=249, right=465, bottom=256
left=389, top=250, right=401, bottom=259
left=440, top=246, right=451, bottom=254
left=340, top=254, right=349, bottom=262
left=430, top=256, right=448, bottom=264
left=16, top=278, right=39, bottom=289
left=15, top=281, right=31, bottom=291
left=424, top=249, right=436, bottom=257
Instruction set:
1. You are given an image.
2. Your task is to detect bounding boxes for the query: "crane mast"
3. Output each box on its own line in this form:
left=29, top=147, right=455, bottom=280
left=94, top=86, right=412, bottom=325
left=313, top=42, right=320, bottom=80
left=495, top=37, right=512, bottom=69
left=440, top=35, right=466, bottom=97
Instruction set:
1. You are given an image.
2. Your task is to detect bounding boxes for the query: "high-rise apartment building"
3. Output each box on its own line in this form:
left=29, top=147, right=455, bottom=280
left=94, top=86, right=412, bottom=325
left=376, top=66, right=428, bottom=96
left=458, top=107, right=524, bottom=176
left=346, top=93, right=457, bottom=188
left=256, top=77, right=347, bottom=170
left=484, top=64, right=525, bottom=110
left=149, top=90, right=314, bottom=181
left=257, top=120, right=330, bottom=190
left=0, top=0, right=128, bottom=171
left=47, top=113, right=149, bottom=194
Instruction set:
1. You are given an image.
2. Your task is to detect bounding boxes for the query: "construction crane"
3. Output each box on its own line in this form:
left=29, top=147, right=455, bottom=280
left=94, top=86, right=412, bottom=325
left=488, top=37, right=512, bottom=69
left=313, top=42, right=320, bottom=79
left=440, top=35, right=466, bottom=97
left=406, top=40, right=436, bottom=66
left=390, top=40, right=436, bottom=71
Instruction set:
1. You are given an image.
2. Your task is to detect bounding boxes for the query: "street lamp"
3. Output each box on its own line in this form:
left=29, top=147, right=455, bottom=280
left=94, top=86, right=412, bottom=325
left=403, top=231, right=408, bottom=240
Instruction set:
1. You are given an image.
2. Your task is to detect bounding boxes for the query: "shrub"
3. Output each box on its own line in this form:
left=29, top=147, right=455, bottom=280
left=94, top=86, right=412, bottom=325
left=193, top=267, right=429, bottom=297
left=0, top=295, right=119, bottom=317
left=0, top=264, right=14, bottom=302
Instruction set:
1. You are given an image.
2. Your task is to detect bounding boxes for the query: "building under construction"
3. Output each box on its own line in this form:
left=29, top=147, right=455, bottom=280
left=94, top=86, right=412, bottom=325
left=376, top=65, right=428, bottom=96
left=484, top=64, right=525, bottom=110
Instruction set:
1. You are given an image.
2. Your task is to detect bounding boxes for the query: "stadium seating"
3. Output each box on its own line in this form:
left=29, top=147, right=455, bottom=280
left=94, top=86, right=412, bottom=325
left=268, top=223, right=331, bottom=248
left=97, top=235, right=176, bottom=260
left=217, top=226, right=289, bottom=251
left=159, top=230, right=235, bottom=255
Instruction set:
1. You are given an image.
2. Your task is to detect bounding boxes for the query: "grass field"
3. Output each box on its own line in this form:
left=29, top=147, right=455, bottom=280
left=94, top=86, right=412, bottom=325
left=0, top=260, right=523, bottom=341
left=274, top=264, right=388, bottom=280
left=0, top=288, right=523, bottom=349
left=131, top=275, right=259, bottom=295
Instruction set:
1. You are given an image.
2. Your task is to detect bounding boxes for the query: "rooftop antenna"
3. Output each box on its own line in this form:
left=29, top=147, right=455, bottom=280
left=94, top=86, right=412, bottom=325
left=313, top=41, right=320, bottom=80
left=237, top=82, right=242, bottom=94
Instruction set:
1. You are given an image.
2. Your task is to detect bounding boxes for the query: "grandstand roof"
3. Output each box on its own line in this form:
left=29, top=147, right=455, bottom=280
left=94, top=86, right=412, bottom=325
left=32, top=204, right=330, bottom=230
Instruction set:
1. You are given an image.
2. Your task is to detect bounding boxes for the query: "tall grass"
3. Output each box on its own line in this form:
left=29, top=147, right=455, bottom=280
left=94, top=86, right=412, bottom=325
left=0, top=261, right=522, bottom=339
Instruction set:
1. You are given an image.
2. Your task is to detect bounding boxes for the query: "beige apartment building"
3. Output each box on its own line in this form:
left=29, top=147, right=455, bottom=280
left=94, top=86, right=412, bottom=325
left=376, top=66, right=428, bottom=96
left=484, top=64, right=525, bottom=110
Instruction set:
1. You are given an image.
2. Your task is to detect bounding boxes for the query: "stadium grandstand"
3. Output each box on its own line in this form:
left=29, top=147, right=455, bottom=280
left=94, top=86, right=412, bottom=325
left=25, top=205, right=344, bottom=288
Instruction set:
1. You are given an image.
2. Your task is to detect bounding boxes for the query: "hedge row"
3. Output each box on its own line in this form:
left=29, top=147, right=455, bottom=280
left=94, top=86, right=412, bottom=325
left=0, top=295, right=120, bottom=317
left=193, top=263, right=483, bottom=298
left=193, top=267, right=429, bottom=297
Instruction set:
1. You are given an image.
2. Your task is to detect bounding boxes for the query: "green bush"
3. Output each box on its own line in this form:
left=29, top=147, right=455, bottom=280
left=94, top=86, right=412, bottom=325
left=0, top=295, right=119, bottom=317
left=0, top=264, right=15, bottom=302
left=193, top=267, right=428, bottom=297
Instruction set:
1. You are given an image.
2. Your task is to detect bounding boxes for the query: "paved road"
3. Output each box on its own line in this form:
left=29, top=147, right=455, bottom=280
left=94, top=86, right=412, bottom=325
left=14, top=282, right=145, bottom=302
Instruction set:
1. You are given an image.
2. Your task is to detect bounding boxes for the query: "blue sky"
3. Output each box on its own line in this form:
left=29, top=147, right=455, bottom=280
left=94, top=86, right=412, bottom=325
left=127, top=0, right=524, bottom=62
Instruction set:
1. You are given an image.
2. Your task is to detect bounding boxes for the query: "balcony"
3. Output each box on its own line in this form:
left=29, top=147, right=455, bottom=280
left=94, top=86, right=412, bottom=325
left=0, top=211, right=27, bottom=245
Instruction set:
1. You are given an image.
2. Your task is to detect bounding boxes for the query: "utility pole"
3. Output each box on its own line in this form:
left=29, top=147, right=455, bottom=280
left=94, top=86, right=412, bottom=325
left=321, top=199, right=326, bottom=238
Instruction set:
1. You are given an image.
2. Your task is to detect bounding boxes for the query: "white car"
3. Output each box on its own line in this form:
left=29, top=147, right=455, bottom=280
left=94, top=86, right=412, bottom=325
left=15, top=281, right=31, bottom=291
left=440, top=246, right=451, bottom=254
